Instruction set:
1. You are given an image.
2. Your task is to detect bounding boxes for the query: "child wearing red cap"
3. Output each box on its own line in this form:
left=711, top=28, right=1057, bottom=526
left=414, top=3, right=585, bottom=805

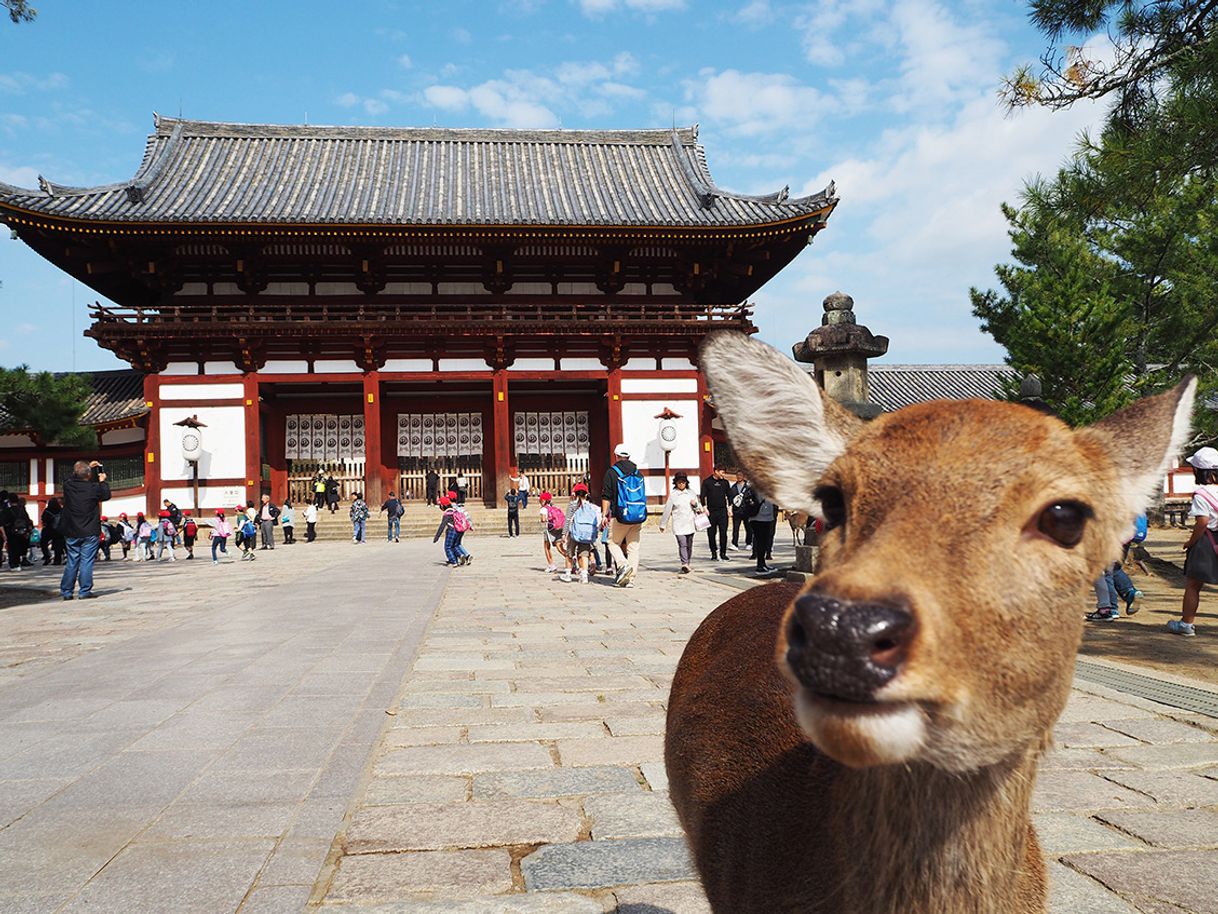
left=117, top=513, right=135, bottom=561
left=538, top=492, right=566, bottom=573
left=560, top=483, right=601, bottom=584
left=432, top=496, right=461, bottom=566
left=182, top=511, right=198, bottom=560
left=210, top=510, right=232, bottom=564
left=136, top=512, right=153, bottom=561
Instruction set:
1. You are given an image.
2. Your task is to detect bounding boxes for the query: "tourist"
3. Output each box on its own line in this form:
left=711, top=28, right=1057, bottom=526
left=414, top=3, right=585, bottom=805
left=210, top=509, right=232, bottom=564
left=40, top=497, right=64, bottom=565
left=0, top=491, right=32, bottom=571
left=452, top=502, right=473, bottom=565
left=325, top=474, right=340, bottom=513
left=518, top=470, right=531, bottom=510
left=304, top=500, right=318, bottom=542
left=182, top=511, right=198, bottom=559
left=349, top=491, right=369, bottom=544
left=455, top=472, right=469, bottom=505
left=601, top=444, right=647, bottom=587
left=59, top=460, right=110, bottom=599
left=136, top=512, right=153, bottom=560
left=117, top=513, right=135, bottom=560
left=433, top=496, right=460, bottom=565
left=258, top=494, right=279, bottom=549
left=599, top=519, right=616, bottom=576
left=313, top=471, right=327, bottom=509
left=1168, top=446, right=1218, bottom=636
left=425, top=467, right=440, bottom=506
left=659, top=473, right=704, bottom=575
left=700, top=465, right=732, bottom=561
left=239, top=511, right=258, bottom=561
left=504, top=486, right=521, bottom=537
left=539, top=491, right=565, bottom=573
left=750, top=494, right=777, bottom=576
left=98, top=516, right=113, bottom=561
left=280, top=500, right=295, bottom=544
left=156, top=510, right=177, bottom=562
left=729, top=472, right=753, bottom=552
left=560, top=482, right=600, bottom=584
left=381, top=491, right=403, bottom=542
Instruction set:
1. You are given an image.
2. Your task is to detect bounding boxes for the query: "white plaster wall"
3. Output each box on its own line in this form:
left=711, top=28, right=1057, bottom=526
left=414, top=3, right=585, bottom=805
left=621, top=399, right=700, bottom=471
left=158, top=406, right=246, bottom=482
left=161, top=383, right=244, bottom=401
left=620, top=378, right=698, bottom=394
left=159, top=484, right=248, bottom=512
left=1168, top=470, right=1196, bottom=496
left=0, top=433, right=34, bottom=448
left=262, top=360, right=309, bottom=374
left=383, top=359, right=433, bottom=372
left=204, top=361, right=241, bottom=375
left=661, top=357, right=697, bottom=370
left=644, top=475, right=702, bottom=498
left=314, top=360, right=362, bottom=374
left=102, top=494, right=147, bottom=518
left=508, top=358, right=555, bottom=371
left=622, top=357, right=657, bottom=371
left=438, top=359, right=490, bottom=372
left=559, top=359, right=604, bottom=372
left=100, top=427, right=145, bottom=446
left=163, top=362, right=199, bottom=375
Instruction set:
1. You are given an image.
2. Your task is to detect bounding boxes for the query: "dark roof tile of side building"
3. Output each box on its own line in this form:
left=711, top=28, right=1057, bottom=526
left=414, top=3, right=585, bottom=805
left=866, top=364, right=1016, bottom=413
left=0, top=116, right=836, bottom=229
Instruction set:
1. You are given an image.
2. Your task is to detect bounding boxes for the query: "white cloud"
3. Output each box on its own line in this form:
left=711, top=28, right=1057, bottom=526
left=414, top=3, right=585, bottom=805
left=0, top=71, right=69, bottom=94
left=732, top=0, right=772, bottom=25
left=453, top=27, right=472, bottom=43
left=684, top=69, right=831, bottom=136
left=885, top=0, right=1007, bottom=111
left=363, top=98, right=390, bottom=116
left=579, top=0, right=685, bottom=15
left=398, top=54, right=414, bottom=70
left=424, top=85, right=470, bottom=111
left=0, top=162, right=39, bottom=187
left=336, top=92, right=360, bottom=108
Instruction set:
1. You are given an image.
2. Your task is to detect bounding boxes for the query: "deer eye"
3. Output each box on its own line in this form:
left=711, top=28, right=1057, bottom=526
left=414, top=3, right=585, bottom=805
left=1036, top=501, right=1092, bottom=548
left=814, top=485, right=846, bottom=531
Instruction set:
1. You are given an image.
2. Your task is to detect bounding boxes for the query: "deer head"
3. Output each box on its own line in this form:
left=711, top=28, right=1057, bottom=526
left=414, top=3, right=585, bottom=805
left=703, top=333, right=1195, bottom=771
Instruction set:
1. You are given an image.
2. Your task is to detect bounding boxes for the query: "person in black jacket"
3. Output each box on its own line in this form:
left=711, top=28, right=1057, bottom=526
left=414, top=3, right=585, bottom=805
left=1, top=491, right=33, bottom=569
left=700, top=466, right=732, bottom=561
left=729, top=472, right=753, bottom=551
left=59, top=461, right=110, bottom=600
left=40, top=498, right=65, bottom=565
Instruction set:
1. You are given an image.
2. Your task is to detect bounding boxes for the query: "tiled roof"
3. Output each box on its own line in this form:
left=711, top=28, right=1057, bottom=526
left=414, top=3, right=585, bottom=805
left=0, top=369, right=146, bottom=433
left=0, top=116, right=836, bottom=229
left=867, top=365, right=1015, bottom=412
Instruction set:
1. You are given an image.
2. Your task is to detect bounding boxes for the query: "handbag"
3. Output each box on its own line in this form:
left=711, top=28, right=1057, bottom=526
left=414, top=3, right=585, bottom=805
left=694, top=511, right=711, bottom=532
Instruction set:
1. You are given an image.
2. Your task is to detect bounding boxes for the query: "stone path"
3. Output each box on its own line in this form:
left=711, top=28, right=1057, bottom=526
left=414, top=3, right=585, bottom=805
left=0, top=540, right=447, bottom=914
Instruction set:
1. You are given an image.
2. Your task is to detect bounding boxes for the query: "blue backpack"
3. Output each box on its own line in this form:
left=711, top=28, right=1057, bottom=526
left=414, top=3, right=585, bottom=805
left=613, top=465, right=648, bottom=524
left=1132, top=514, right=1149, bottom=544
left=570, top=502, right=599, bottom=544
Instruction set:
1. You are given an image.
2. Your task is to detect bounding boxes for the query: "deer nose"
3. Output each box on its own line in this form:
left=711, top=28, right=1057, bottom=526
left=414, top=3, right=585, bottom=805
left=785, top=594, right=915, bottom=702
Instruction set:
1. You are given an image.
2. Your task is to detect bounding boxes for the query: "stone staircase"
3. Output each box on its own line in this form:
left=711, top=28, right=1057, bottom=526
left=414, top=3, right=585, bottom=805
left=302, top=502, right=518, bottom=541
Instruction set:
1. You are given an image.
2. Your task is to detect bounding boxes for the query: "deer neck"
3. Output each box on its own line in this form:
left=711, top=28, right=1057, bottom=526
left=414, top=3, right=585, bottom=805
left=829, top=746, right=1043, bottom=914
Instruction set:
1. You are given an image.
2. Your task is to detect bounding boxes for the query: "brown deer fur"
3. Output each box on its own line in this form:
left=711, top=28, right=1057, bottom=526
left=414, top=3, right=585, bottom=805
left=666, top=333, right=1195, bottom=914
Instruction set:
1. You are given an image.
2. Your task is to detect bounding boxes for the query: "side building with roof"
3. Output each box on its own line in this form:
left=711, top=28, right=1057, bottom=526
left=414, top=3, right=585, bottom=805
left=0, top=116, right=838, bottom=516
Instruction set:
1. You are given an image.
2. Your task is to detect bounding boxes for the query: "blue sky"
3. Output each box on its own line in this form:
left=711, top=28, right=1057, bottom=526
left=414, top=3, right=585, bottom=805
left=0, top=0, right=1102, bottom=373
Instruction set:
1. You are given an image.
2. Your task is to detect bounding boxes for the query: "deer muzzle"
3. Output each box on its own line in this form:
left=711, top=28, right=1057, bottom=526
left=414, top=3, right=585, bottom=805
left=786, top=594, right=916, bottom=703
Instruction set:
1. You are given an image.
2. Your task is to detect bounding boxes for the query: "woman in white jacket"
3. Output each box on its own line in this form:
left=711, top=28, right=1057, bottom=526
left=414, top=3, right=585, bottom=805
left=659, top=473, right=704, bottom=574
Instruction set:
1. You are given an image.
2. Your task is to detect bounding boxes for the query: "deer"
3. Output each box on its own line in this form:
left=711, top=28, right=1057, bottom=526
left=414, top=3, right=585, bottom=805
left=666, top=333, right=1195, bottom=914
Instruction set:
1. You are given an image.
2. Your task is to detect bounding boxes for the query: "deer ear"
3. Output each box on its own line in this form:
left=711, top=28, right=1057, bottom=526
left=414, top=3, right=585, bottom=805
left=701, top=333, right=862, bottom=515
left=1077, top=377, right=1197, bottom=517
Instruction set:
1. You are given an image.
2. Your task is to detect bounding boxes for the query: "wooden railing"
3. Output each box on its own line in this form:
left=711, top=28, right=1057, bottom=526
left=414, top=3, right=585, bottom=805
left=287, top=467, right=366, bottom=505
left=399, top=463, right=485, bottom=502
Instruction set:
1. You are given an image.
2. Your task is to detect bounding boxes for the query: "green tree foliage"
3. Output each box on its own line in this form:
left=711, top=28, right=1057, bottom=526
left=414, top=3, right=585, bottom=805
left=3, top=0, right=36, bottom=23
left=0, top=366, right=96, bottom=447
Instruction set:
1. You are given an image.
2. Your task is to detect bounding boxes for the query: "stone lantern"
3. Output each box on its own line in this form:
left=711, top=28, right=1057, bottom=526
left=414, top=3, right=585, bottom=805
left=792, top=291, right=888, bottom=420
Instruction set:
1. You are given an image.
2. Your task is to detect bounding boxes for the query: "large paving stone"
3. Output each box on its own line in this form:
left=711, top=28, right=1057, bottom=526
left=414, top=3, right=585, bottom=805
left=1052, top=721, right=1142, bottom=749
left=604, top=715, right=667, bottom=736
left=586, top=792, right=683, bottom=839
left=345, top=799, right=583, bottom=852
left=556, top=736, right=665, bottom=767
left=363, top=775, right=470, bottom=806
left=467, top=721, right=608, bottom=742
left=1031, top=813, right=1142, bottom=855
left=613, top=881, right=712, bottom=914
left=1046, top=861, right=1141, bottom=914
left=1102, top=717, right=1217, bottom=744
left=1040, top=747, right=1134, bottom=770
left=1062, top=849, right=1218, bottom=914
left=316, top=895, right=607, bottom=913
left=1106, top=741, right=1218, bottom=769
left=375, top=743, right=555, bottom=776
left=474, top=766, right=641, bottom=799
left=522, top=837, right=696, bottom=890
left=326, top=849, right=514, bottom=901
left=382, top=727, right=465, bottom=748
left=639, top=762, right=668, bottom=792
left=1032, top=770, right=1151, bottom=812
left=1096, top=808, right=1218, bottom=848
left=1102, top=769, right=1218, bottom=806
left=538, top=702, right=665, bottom=723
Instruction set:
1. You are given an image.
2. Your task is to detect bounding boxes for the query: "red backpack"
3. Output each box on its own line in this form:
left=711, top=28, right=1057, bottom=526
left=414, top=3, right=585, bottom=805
left=546, top=504, right=566, bottom=532
left=452, top=510, right=471, bottom=533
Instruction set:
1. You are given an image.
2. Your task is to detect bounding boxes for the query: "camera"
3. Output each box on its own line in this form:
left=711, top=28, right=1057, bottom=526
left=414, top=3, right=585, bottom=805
left=92, top=464, right=104, bottom=481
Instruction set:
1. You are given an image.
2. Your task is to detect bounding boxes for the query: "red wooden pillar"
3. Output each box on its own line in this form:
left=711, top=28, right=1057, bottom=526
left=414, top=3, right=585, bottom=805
left=491, top=369, right=511, bottom=507
left=143, top=374, right=161, bottom=518
left=363, top=371, right=385, bottom=505
left=607, top=367, right=623, bottom=451
left=697, top=372, right=714, bottom=480
left=243, top=374, right=260, bottom=505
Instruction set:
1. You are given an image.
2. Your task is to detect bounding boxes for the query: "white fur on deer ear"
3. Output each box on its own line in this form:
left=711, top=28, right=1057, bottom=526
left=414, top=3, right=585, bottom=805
left=701, top=333, right=862, bottom=515
left=1076, top=376, right=1197, bottom=518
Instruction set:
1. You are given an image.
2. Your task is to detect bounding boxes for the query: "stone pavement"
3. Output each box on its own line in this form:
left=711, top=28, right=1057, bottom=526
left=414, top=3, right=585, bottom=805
left=310, top=531, right=1218, bottom=914
left=0, top=539, right=448, bottom=914
left=2, top=527, right=1218, bottom=913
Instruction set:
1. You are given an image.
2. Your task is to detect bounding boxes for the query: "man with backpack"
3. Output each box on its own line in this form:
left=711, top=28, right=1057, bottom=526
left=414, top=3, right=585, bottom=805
left=601, top=443, right=647, bottom=587
left=381, top=491, right=404, bottom=542
left=561, top=482, right=601, bottom=584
